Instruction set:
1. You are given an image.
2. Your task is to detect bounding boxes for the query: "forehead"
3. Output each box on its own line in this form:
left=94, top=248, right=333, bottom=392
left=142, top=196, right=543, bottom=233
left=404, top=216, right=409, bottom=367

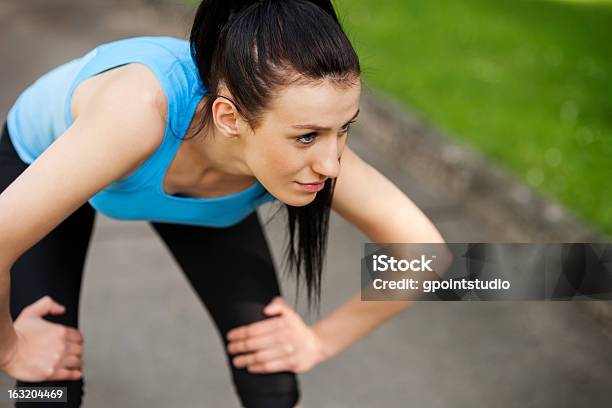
left=266, top=79, right=361, bottom=125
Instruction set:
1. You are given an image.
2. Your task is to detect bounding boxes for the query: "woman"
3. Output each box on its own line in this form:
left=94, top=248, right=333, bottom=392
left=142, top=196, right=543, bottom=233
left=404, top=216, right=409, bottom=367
left=0, top=0, right=444, bottom=407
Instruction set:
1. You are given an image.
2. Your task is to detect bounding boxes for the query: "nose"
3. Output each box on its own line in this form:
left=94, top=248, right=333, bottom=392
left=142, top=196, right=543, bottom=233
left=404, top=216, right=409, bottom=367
left=311, top=138, right=342, bottom=179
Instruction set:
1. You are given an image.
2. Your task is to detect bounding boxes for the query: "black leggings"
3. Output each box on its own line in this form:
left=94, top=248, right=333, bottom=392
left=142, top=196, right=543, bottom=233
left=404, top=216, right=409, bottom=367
left=0, top=123, right=300, bottom=408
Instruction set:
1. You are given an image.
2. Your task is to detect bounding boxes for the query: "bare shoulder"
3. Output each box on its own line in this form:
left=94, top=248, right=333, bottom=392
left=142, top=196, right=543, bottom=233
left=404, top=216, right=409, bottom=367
left=72, top=64, right=166, bottom=140
left=70, top=63, right=168, bottom=176
left=73, top=63, right=167, bottom=116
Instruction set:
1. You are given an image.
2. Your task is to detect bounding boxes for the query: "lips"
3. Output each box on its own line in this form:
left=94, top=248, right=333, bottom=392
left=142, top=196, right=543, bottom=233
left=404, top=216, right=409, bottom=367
left=297, top=179, right=327, bottom=185
left=295, top=180, right=326, bottom=192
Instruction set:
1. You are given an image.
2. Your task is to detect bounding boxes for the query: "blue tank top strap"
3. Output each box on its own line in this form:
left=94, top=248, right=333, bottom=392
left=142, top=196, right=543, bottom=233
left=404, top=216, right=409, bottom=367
left=152, top=93, right=206, bottom=197
left=63, top=36, right=205, bottom=192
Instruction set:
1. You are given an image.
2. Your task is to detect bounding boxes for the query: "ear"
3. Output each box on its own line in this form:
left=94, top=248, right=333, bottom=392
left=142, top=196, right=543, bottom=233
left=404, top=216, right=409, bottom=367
left=211, top=96, right=240, bottom=137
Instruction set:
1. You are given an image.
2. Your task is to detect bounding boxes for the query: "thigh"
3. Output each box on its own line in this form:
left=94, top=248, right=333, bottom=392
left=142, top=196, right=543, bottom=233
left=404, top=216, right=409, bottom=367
left=151, top=212, right=301, bottom=408
left=1, top=122, right=96, bottom=407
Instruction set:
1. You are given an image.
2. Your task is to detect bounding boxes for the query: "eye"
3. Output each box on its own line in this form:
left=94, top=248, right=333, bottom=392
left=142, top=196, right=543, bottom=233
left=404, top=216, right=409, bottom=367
left=296, top=133, right=317, bottom=145
left=340, top=120, right=357, bottom=134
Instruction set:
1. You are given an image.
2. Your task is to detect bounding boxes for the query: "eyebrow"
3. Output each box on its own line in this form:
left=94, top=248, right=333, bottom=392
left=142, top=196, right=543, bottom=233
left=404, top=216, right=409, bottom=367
left=291, top=109, right=360, bottom=131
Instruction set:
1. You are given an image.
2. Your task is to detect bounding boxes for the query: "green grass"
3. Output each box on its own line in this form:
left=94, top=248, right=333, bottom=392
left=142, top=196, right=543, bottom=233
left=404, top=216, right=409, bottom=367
left=336, top=0, right=612, bottom=235
left=185, top=0, right=612, bottom=235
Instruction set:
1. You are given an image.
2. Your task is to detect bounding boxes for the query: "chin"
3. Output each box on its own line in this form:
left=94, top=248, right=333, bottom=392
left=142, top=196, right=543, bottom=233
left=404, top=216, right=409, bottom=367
left=279, top=192, right=317, bottom=207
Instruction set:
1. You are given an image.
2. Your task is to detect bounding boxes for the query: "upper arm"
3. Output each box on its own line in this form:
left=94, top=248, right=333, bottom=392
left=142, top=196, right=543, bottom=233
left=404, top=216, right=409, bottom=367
left=0, top=64, right=166, bottom=268
left=331, top=146, right=444, bottom=243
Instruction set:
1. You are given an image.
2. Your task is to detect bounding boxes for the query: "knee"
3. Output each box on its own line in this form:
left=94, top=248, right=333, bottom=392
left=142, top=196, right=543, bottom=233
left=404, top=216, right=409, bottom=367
left=15, top=378, right=84, bottom=408
left=232, top=369, right=300, bottom=408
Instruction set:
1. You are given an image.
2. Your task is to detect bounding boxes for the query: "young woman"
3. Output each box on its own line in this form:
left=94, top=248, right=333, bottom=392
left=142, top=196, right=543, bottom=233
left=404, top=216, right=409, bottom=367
left=0, top=0, right=444, bottom=407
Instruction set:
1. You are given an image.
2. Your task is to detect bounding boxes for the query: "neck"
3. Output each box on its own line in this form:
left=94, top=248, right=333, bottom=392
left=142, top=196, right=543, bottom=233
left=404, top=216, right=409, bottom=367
left=184, top=101, right=254, bottom=180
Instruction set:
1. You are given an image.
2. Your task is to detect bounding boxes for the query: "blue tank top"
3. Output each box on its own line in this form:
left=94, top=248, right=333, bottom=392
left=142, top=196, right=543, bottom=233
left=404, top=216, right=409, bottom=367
left=7, top=36, right=277, bottom=228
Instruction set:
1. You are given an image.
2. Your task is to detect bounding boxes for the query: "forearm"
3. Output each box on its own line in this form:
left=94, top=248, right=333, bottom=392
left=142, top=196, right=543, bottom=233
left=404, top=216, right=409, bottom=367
left=0, top=267, right=18, bottom=367
left=311, top=292, right=413, bottom=360
left=317, top=181, right=446, bottom=361
left=311, top=211, right=446, bottom=360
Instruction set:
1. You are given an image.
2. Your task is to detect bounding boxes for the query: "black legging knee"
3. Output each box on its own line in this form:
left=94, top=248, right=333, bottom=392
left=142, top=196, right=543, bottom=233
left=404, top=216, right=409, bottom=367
left=0, top=123, right=300, bottom=408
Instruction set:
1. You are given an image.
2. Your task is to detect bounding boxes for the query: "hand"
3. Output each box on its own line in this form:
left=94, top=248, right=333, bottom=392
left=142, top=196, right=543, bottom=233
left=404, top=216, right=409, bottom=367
left=226, top=296, right=326, bottom=374
left=0, top=296, right=84, bottom=382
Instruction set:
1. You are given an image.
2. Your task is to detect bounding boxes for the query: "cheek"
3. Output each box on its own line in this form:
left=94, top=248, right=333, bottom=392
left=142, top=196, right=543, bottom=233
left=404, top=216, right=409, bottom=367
left=249, top=141, right=304, bottom=181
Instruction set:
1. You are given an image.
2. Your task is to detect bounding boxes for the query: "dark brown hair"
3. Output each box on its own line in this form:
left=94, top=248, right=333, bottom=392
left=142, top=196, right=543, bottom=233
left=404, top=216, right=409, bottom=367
left=190, top=0, right=361, bottom=311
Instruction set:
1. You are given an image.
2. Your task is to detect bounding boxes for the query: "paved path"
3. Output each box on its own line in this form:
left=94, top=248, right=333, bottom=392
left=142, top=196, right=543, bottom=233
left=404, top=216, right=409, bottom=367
left=1, top=1, right=611, bottom=407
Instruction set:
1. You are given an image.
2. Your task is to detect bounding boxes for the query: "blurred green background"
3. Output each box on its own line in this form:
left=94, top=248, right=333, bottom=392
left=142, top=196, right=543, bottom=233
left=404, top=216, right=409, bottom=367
left=188, top=0, right=612, bottom=235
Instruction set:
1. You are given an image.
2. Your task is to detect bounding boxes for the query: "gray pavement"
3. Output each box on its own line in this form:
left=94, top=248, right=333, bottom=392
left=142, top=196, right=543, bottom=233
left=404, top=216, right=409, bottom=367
left=1, top=1, right=611, bottom=407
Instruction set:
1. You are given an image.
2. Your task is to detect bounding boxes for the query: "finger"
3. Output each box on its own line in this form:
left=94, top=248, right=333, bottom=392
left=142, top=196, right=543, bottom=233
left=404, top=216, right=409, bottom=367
left=65, top=342, right=84, bottom=357
left=233, top=345, right=294, bottom=368
left=248, top=357, right=296, bottom=374
left=274, top=297, right=291, bottom=308
left=263, top=304, right=282, bottom=316
left=263, top=297, right=287, bottom=315
left=48, top=368, right=82, bottom=381
left=264, top=303, right=296, bottom=319
left=227, top=317, right=283, bottom=341
left=264, top=296, right=282, bottom=308
left=227, top=333, right=279, bottom=354
left=21, top=296, right=65, bottom=318
left=47, top=302, right=67, bottom=315
left=58, top=355, right=83, bottom=370
left=65, top=328, right=84, bottom=344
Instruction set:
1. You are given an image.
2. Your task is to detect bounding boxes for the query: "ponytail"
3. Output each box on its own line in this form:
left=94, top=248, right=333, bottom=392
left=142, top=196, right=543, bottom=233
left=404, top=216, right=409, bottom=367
left=190, top=0, right=253, bottom=91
